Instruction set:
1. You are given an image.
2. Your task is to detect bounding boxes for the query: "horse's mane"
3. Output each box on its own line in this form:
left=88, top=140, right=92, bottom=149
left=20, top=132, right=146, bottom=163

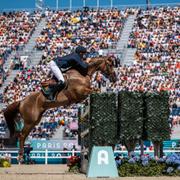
left=63, top=56, right=108, bottom=76
left=87, top=56, right=108, bottom=67
left=87, top=56, right=108, bottom=62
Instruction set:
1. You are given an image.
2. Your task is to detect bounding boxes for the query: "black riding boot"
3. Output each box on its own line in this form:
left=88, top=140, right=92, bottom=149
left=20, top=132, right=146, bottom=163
left=48, top=80, right=65, bottom=101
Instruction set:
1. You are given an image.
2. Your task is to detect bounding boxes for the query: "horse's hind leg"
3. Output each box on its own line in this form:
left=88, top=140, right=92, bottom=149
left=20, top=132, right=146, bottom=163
left=17, top=91, right=45, bottom=163
left=18, top=124, right=35, bottom=164
left=18, top=134, right=26, bottom=162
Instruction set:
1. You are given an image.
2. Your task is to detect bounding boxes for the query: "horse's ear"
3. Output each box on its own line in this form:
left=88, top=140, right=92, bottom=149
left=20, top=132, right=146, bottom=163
left=108, top=55, right=112, bottom=60
left=107, top=56, right=113, bottom=64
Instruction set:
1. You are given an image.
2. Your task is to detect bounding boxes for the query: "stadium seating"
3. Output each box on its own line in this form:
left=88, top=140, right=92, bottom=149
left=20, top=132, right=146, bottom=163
left=0, top=11, right=41, bottom=86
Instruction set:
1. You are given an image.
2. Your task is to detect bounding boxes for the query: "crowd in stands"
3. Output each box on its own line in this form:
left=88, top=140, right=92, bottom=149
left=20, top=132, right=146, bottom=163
left=0, top=7, right=179, bottom=141
left=0, top=11, right=42, bottom=86
left=28, top=106, right=79, bottom=140
left=36, top=8, right=128, bottom=62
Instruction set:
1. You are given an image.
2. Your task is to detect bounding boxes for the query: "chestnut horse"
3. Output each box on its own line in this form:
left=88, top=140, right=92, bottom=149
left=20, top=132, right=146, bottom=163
left=3, top=56, right=116, bottom=158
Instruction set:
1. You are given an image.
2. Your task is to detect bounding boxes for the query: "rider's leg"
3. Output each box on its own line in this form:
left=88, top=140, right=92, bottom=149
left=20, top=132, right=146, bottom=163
left=49, top=60, right=65, bottom=83
left=48, top=61, right=66, bottom=100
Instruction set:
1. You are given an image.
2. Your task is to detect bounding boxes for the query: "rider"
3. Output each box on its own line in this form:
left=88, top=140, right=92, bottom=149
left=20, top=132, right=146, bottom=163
left=47, top=46, right=88, bottom=101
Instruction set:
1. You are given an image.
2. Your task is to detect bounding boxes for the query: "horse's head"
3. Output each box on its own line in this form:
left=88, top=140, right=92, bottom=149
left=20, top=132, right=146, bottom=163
left=99, top=56, right=117, bottom=83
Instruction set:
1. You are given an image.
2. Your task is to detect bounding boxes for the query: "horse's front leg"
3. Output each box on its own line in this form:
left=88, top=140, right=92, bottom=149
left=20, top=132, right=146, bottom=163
left=18, top=134, right=25, bottom=164
left=92, top=87, right=101, bottom=93
left=17, top=123, right=35, bottom=164
left=85, top=87, right=101, bottom=95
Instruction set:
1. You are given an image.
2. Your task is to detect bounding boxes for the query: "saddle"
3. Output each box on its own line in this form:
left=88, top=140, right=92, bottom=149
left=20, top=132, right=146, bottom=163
left=41, top=78, right=58, bottom=88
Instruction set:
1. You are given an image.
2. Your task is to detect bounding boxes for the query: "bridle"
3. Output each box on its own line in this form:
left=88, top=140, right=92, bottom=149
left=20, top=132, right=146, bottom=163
left=86, top=57, right=113, bottom=78
left=101, top=60, right=113, bottom=77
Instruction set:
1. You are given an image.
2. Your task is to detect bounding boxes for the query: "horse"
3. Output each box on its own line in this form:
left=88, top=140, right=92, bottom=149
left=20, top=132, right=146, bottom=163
left=3, top=56, right=116, bottom=159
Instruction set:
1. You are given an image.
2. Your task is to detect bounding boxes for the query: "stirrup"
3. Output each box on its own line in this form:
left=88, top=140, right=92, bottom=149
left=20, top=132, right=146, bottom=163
left=41, top=87, right=55, bottom=101
left=48, top=93, right=56, bottom=101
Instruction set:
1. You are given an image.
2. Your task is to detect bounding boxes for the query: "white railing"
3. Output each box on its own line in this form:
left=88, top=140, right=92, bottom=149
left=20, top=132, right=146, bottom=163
left=1, top=149, right=180, bottom=164
left=0, top=149, right=81, bottom=164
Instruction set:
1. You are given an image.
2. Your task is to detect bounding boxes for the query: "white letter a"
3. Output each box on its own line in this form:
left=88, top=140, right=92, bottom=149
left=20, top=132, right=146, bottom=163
left=97, top=150, right=109, bottom=165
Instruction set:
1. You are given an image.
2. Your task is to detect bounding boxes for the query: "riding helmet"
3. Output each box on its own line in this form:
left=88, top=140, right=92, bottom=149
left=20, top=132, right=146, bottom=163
left=75, top=46, right=87, bottom=54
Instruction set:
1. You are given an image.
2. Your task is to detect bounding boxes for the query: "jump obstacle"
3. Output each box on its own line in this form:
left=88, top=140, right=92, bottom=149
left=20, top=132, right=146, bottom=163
left=78, top=92, right=170, bottom=176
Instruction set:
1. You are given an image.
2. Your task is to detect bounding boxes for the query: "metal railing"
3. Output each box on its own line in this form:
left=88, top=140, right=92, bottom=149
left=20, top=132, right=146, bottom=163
left=1, top=149, right=180, bottom=164
left=0, top=149, right=80, bottom=164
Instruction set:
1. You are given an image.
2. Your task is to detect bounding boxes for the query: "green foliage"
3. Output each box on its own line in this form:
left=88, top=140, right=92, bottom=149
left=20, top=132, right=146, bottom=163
left=68, top=165, right=80, bottom=173
left=67, top=156, right=80, bottom=173
left=89, top=93, right=118, bottom=149
left=174, top=169, right=180, bottom=176
left=78, top=105, right=90, bottom=148
left=118, top=91, right=144, bottom=142
left=118, top=152, right=180, bottom=177
left=79, top=91, right=171, bottom=156
left=145, top=91, right=171, bottom=141
left=0, top=158, right=11, bottom=167
left=119, top=160, right=166, bottom=177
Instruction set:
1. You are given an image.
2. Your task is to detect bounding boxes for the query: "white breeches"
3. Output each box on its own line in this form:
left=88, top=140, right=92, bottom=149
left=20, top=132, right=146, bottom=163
left=49, top=61, right=65, bottom=82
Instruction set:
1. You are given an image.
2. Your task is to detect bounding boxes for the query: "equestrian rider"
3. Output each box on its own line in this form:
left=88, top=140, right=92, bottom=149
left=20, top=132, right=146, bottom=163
left=47, top=46, right=88, bottom=100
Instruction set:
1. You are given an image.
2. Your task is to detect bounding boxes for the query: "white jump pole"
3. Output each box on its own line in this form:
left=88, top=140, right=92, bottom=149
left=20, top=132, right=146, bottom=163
left=70, top=0, right=72, bottom=11
left=97, top=0, right=99, bottom=9
left=56, top=0, right=58, bottom=10
left=83, top=0, right=86, bottom=7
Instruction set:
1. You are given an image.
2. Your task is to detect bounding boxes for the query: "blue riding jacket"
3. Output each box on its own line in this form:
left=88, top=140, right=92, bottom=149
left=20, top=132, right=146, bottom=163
left=54, top=52, right=88, bottom=76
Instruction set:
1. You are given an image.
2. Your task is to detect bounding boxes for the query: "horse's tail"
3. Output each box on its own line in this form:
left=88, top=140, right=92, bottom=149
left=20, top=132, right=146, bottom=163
left=3, top=101, right=20, bottom=137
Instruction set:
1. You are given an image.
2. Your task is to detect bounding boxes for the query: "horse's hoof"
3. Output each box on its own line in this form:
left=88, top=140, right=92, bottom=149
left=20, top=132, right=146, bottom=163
left=80, top=117, right=86, bottom=123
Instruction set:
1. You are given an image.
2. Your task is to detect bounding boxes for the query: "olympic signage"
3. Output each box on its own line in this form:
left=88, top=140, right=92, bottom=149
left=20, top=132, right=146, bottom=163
left=87, top=146, right=118, bottom=178
left=29, top=140, right=80, bottom=150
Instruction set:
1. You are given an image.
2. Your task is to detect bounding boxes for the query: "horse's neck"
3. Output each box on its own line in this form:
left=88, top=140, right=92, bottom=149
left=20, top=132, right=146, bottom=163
left=88, top=58, right=104, bottom=77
